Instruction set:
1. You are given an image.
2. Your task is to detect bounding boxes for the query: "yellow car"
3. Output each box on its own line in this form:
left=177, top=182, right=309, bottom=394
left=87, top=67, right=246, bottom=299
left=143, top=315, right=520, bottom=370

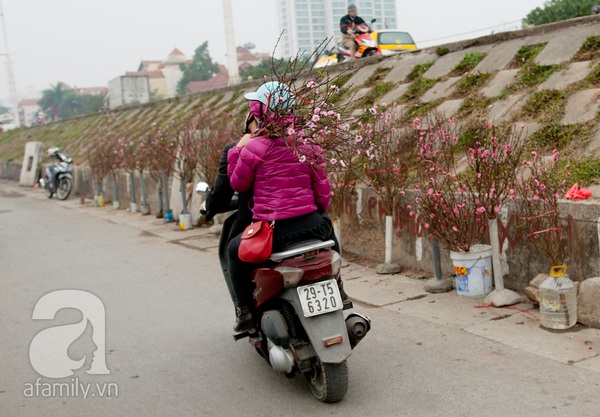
left=370, top=30, right=417, bottom=55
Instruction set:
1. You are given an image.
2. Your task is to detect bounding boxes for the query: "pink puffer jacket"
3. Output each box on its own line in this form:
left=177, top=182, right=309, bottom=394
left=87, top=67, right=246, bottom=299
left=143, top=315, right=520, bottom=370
left=227, top=136, right=330, bottom=221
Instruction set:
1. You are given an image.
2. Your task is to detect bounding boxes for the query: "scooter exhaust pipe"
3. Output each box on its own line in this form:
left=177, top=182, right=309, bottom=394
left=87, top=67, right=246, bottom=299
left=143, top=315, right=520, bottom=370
left=345, top=313, right=371, bottom=349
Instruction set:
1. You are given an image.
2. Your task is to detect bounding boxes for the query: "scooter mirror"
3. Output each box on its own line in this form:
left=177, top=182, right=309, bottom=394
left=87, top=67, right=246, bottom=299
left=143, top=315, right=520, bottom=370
left=370, top=18, right=377, bottom=23
left=195, top=182, right=210, bottom=194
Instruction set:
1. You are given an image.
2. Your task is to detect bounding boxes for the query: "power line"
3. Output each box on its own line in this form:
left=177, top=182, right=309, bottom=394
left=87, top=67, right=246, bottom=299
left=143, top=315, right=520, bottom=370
left=416, top=19, right=523, bottom=45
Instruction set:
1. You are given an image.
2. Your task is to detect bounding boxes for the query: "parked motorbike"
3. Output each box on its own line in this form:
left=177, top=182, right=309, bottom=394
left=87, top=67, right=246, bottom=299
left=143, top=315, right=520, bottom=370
left=196, top=182, right=371, bottom=403
left=336, top=18, right=381, bottom=62
left=39, top=146, right=73, bottom=200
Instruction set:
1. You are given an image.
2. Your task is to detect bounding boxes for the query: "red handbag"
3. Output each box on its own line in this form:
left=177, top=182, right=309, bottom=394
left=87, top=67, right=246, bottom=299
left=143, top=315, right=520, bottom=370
left=238, top=220, right=275, bottom=263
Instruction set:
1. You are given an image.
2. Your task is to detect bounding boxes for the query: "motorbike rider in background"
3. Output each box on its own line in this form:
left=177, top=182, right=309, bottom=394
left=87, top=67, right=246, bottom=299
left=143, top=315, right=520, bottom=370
left=340, top=4, right=366, bottom=59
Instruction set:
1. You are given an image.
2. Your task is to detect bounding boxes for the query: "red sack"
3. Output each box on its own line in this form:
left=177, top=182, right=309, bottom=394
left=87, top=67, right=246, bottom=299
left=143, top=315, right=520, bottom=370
left=565, top=183, right=592, bottom=200
left=238, top=220, right=275, bottom=263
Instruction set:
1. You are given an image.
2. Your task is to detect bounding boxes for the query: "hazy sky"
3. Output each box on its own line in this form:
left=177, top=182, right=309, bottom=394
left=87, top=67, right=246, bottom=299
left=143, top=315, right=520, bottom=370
left=0, top=0, right=548, bottom=105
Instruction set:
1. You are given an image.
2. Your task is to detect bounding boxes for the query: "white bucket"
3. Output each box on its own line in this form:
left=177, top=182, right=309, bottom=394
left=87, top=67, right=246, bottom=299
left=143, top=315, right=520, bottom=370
left=130, top=202, right=138, bottom=213
left=450, top=244, right=493, bottom=298
left=179, top=213, right=193, bottom=230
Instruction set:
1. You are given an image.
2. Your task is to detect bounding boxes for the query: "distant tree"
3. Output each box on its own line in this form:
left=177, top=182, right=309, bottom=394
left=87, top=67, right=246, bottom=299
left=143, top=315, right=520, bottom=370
left=78, top=95, right=104, bottom=115
left=39, top=82, right=103, bottom=120
left=39, top=83, right=67, bottom=121
left=177, top=41, right=219, bottom=95
left=239, top=59, right=279, bottom=81
left=523, top=0, right=595, bottom=26
left=239, top=57, right=315, bottom=81
left=0, top=105, right=10, bottom=114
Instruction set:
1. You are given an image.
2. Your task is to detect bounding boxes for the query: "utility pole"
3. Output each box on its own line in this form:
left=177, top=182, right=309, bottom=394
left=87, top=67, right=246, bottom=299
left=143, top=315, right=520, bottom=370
left=222, top=0, right=240, bottom=86
left=0, top=0, right=20, bottom=127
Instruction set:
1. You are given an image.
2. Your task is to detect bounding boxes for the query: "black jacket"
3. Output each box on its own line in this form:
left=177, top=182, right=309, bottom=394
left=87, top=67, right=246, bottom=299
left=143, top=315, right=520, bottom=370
left=340, top=14, right=366, bottom=34
left=205, top=141, right=253, bottom=241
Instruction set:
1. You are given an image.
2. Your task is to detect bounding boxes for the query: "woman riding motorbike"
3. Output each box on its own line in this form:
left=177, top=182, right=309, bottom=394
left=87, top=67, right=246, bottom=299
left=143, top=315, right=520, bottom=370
left=226, top=81, right=345, bottom=332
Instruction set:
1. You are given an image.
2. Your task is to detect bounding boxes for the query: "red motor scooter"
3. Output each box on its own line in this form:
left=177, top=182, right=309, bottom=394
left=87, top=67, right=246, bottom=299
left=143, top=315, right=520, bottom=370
left=336, top=18, right=381, bottom=62
left=200, top=182, right=371, bottom=403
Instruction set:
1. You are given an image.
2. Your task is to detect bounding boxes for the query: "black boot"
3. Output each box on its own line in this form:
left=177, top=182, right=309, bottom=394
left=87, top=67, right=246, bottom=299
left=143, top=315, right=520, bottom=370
left=233, top=306, right=254, bottom=332
left=337, top=277, right=353, bottom=310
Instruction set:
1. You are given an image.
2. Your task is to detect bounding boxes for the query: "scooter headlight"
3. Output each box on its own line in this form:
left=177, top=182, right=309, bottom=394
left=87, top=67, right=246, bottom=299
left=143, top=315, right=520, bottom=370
left=365, top=40, right=377, bottom=47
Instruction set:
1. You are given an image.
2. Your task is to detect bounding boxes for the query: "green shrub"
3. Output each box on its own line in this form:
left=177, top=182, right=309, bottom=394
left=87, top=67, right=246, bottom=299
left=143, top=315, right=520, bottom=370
left=358, top=81, right=396, bottom=108
left=519, top=64, right=559, bottom=86
left=513, top=44, right=546, bottom=67
left=407, top=62, right=434, bottom=81
left=588, top=62, right=600, bottom=86
left=331, top=72, right=352, bottom=88
left=454, top=73, right=492, bottom=96
left=574, top=35, right=600, bottom=61
left=403, top=78, right=437, bottom=102
left=528, top=123, right=589, bottom=150
left=405, top=102, right=434, bottom=119
left=436, top=47, right=449, bottom=56
left=519, top=90, right=565, bottom=122
left=561, top=157, right=600, bottom=185
left=456, top=96, right=494, bottom=118
left=450, top=52, right=487, bottom=75
left=364, top=67, right=393, bottom=86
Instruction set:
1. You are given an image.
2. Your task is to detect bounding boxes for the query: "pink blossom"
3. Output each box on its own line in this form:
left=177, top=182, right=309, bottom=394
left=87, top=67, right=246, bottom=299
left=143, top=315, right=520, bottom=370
left=424, top=223, right=430, bottom=229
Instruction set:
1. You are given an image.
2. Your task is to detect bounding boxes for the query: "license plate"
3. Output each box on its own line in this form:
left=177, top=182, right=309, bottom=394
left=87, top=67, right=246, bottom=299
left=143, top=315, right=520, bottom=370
left=297, top=279, right=343, bottom=317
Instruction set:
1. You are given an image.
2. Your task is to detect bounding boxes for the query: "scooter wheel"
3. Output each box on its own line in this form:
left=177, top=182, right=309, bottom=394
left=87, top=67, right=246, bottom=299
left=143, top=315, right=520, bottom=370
left=44, top=178, right=53, bottom=199
left=304, top=358, right=348, bottom=403
left=56, top=177, right=72, bottom=200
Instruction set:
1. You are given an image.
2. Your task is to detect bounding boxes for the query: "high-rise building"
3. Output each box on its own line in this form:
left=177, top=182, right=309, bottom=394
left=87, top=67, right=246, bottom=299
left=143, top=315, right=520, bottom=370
left=276, top=0, right=397, bottom=58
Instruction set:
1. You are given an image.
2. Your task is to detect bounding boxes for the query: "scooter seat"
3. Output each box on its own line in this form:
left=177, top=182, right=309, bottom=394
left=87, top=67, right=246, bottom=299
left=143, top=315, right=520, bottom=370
left=269, top=239, right=335, bottom=262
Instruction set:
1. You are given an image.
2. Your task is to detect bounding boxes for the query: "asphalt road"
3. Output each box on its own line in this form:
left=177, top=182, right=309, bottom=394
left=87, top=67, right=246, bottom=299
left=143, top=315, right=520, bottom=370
left=1, top=183, right=600, bottom=417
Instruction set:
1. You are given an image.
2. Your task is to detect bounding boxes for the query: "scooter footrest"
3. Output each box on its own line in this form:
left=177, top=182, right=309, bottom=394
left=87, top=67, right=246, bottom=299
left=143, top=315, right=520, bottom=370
left=233, top=331, right=250, bottom=341
left=343, top=300, right=353, bottom=310
left=232, top=328, right=257, bottom=341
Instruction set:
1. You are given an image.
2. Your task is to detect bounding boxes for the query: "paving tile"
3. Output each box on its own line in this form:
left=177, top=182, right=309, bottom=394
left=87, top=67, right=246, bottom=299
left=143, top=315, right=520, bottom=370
left=562, top=88, right=600, bottom=124
left=538, top=61, right=594, bottom=90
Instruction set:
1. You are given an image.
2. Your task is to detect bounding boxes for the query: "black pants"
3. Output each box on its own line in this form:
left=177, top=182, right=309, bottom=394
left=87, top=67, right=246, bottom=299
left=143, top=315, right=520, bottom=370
left=227, top=211, right=339, bottom=308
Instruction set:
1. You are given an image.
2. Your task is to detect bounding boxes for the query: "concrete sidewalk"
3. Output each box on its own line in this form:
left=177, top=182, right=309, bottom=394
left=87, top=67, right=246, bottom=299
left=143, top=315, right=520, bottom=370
left=6, top=180, right=600, bottom=375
